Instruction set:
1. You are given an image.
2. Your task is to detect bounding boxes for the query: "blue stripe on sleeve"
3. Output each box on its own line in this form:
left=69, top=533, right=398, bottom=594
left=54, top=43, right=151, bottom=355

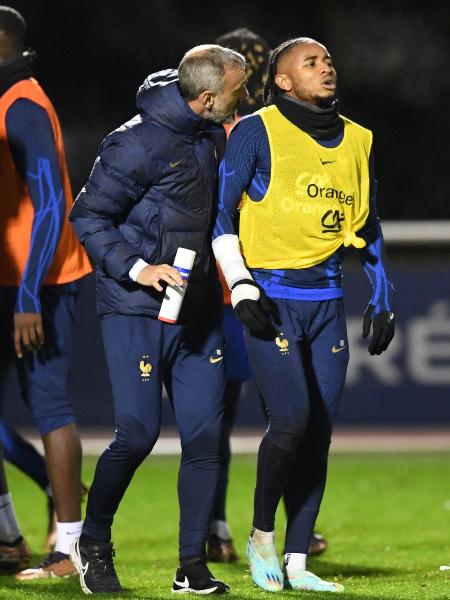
left=358, top=225, right=394, bottom=314
left=6, top=98, right=66, bottom=313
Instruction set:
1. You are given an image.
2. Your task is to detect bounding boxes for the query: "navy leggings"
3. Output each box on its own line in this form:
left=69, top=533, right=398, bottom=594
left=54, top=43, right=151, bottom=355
left=0, top=419, right=49, bottom=491
left=245, top=298, right=349, bottom=553
left=83, top=315, right=225, bottom=560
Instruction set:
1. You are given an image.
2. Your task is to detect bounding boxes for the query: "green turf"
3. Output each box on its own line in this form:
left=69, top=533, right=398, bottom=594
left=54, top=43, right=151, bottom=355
left=0, top=452, right=449, bottom=599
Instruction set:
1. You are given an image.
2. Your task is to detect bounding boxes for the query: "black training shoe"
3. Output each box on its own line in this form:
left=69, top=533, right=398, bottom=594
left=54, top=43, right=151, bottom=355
left=70, top=537, right=122, bottom=594
left=172, top=557, right=230, bottom=594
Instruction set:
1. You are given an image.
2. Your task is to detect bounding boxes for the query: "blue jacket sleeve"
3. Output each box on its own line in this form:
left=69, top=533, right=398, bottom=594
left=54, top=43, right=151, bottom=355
left=6, top=98, right=66, bottom=314
left=213, top=115, right=269, bottom=239
left=356, top=146, right=394, bottom=314
left=70, top=130, right=151, bottom=281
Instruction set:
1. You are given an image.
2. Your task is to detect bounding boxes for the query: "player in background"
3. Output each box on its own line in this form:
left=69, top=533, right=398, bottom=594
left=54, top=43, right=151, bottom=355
left=0, top=436, right=29, bottom=572
left=0, top=418, right=57, bottom=550
left=208, top=28, right=327, bottom=564
left=0, top=5, right=92, bottom=579
left=212, top=37, right=395, bottom=592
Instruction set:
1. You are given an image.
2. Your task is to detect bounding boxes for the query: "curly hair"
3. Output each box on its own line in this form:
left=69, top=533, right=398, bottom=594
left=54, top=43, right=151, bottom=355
left=216, top=28, right=270, bottom=115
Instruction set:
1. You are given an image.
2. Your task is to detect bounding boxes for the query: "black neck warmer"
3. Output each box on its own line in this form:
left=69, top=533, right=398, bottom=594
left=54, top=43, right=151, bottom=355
left=274, top=93, right=343, bottom=141
left=0, top=51, right=35, bottom=97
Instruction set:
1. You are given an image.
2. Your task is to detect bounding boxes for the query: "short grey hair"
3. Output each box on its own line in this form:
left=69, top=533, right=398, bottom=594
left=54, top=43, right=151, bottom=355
left=178, top=44, right=246, bottom=101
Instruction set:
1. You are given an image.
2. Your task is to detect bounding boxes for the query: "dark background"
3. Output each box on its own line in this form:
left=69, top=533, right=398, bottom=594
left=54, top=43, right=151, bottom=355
left=3, top=1, right=450, bottom=430
left=6, top=0, right=450, bottom=219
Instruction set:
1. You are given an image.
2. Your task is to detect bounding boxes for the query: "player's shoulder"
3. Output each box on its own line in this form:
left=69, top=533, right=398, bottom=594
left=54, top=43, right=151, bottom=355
left=341, top=114, right=373, bottom=137
left=6, top=97, right=49, bottom=123
left=231, top=113, right=265, bottom=135
left=228, top=114, right=266, bottom=152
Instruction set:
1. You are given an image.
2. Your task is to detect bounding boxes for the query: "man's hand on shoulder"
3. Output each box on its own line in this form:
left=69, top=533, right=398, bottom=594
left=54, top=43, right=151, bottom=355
left=14, top=313, right=45, bottom=358
left=136, top=264, right=183, bottom=292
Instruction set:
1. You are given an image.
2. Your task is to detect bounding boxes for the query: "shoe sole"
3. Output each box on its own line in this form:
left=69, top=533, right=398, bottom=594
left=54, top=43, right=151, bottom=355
left=172, top=586, right=226, bottom=595
left=70, top=538, right=92, bottom=594
left=284, top=577, right=344, bottom=593
left=15, top=568, right=76, bottom=581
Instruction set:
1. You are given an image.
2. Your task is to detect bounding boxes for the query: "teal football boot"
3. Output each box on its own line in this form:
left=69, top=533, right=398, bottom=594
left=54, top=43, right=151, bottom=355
left=247, top=536, right=283, bottom=592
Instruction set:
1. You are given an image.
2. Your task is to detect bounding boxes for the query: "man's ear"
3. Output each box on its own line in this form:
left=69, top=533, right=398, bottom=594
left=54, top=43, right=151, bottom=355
left=197, top=90, right=215, bottom=109
left=274, top=73, right=292, bottom=92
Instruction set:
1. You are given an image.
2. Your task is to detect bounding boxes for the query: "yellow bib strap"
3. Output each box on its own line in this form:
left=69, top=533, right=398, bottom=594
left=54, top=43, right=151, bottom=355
left=343, top=231, right=366, bottom=249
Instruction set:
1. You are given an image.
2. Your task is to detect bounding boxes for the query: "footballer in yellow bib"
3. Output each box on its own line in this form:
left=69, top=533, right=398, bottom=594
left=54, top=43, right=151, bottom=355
left=213, top=36, right=395, bottom=594
left=239, top=107, right=371, bottom=269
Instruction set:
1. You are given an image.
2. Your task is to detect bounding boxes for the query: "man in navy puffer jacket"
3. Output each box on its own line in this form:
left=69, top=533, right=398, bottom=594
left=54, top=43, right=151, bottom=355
left=69, top=45, right=247, bottom=595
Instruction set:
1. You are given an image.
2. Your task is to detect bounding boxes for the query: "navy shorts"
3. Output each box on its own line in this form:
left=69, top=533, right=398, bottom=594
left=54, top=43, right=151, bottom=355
left=0, top=284, right=78, bottom=436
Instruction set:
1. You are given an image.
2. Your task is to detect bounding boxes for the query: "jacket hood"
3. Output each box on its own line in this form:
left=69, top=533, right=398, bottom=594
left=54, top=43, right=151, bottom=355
left=136, top=68, right=222, bottom=137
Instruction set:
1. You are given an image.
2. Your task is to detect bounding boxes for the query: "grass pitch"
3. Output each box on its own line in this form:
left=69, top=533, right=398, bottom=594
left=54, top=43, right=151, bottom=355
left=0, top=451, right=449, bottom=599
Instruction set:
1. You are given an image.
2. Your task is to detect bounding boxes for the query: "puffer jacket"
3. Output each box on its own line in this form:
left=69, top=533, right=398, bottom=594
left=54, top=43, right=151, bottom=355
left=70, top=69, right=226, bottom=321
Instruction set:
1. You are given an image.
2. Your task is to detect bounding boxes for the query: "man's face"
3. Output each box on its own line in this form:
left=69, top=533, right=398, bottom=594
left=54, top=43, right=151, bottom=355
left=209, top=65, right=248, bottom=124
left=275, top=42, right=337, bottom=108
left=0, top=31, right=16, bottom=62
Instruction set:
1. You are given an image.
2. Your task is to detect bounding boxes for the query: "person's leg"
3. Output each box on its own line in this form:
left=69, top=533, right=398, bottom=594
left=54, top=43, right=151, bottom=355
left=72, top=315, right=170, bottom=595
left=0, top=419, right=50, bottom=492
left=0, top=442, right=31, bottom=571
left=0, top=419, right=83, bottom=552
left=282, top=299, right=348, bottom=593
left=213, top=380, right=241, bottom=525
left=171, top=323, right=225, bottom=561
left=83, top=315, right=168, bottom=542
left=208, top=306, right=251, bottom=562
left=245, top=303, right=310, bottom=536
left=207, top=379, right=241, bottom=562
left=168, top=322, right=229, bottom=594
left=42, top=423, right=81, bottom=521
left=0, top=290, right=31, bottom=571
left=14, top=287, right=82, bottom=580
left=243, top=300, right=311, bottom=592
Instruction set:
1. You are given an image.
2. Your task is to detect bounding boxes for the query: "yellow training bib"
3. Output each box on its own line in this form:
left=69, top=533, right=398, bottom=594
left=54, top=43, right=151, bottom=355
left=239, top=105, right=372, bottom=269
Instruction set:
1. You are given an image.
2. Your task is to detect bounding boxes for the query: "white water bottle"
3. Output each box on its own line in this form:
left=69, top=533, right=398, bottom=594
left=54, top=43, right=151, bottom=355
left=158, top=248, right=196, bottom=324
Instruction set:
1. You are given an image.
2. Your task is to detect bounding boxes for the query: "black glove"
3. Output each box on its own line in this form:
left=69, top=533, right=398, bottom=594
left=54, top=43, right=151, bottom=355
left=362, top=304, right=395, bottom=355
left=231, top=279, right=278, bottom=338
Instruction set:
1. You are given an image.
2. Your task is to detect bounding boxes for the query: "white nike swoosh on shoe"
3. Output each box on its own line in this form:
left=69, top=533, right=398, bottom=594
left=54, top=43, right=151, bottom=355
left=174, top=576, right=190, bottom=588
left=70, top=540, right=92, bottom=594
left=80, top=559, right=89, bottom=577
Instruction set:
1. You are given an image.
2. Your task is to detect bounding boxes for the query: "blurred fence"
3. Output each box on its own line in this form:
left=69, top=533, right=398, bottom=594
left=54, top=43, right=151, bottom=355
left=2, top=221, right=450, bottom=429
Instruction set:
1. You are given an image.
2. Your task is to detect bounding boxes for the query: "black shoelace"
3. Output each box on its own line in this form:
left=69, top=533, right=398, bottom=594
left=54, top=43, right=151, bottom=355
left=87, top=544, right=117, bottom=579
